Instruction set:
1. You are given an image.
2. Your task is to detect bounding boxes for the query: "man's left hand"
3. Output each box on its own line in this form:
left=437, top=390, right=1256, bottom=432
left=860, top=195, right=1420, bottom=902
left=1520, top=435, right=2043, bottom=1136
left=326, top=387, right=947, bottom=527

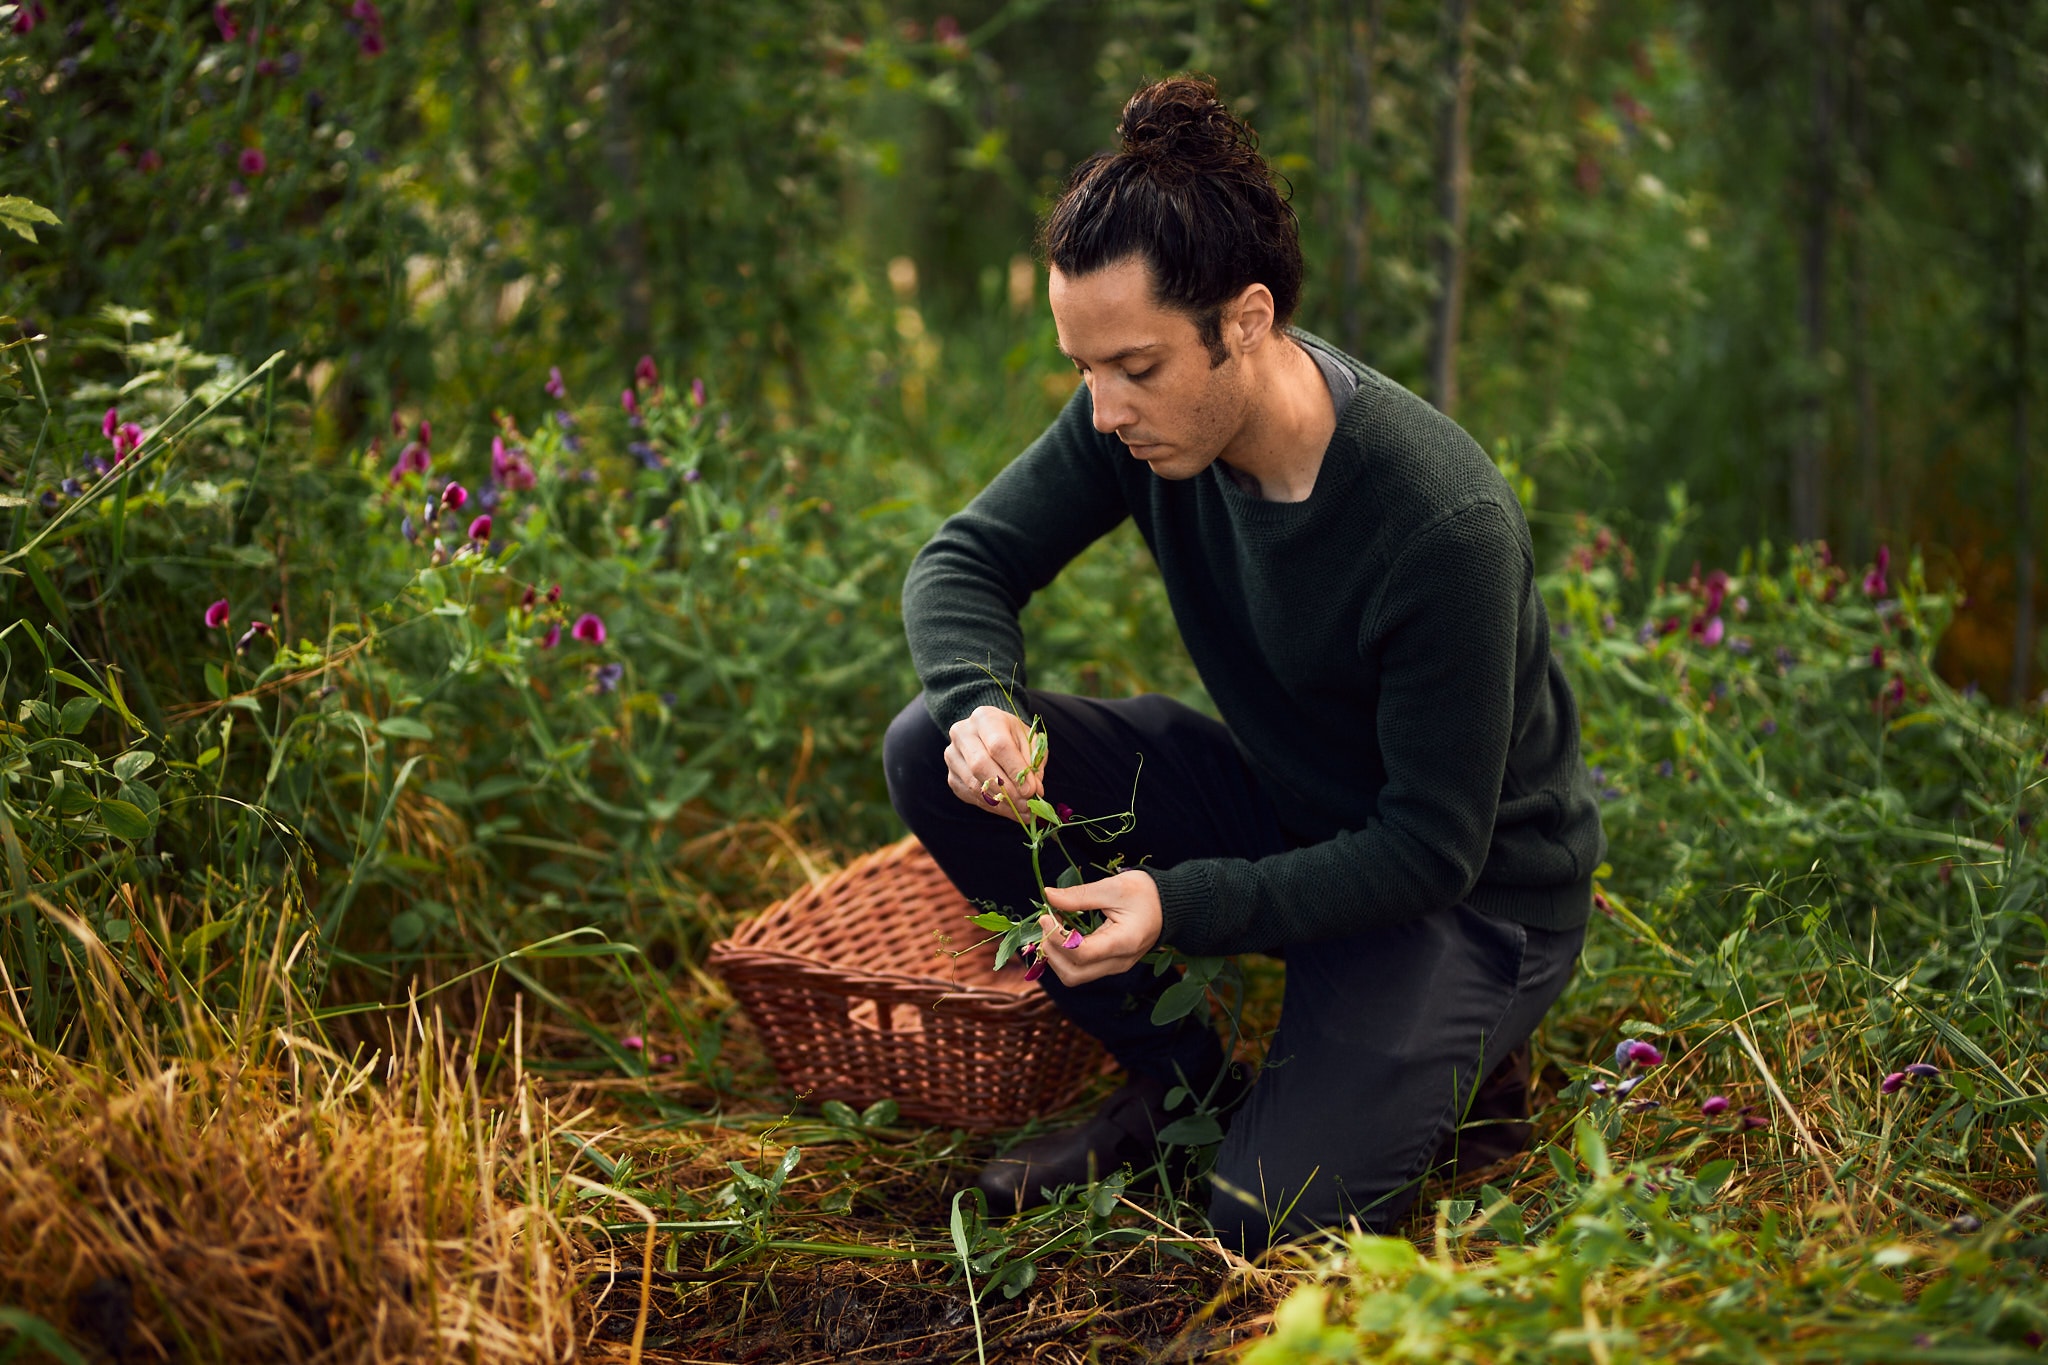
left=1036, top=871, right=1163, bottom=985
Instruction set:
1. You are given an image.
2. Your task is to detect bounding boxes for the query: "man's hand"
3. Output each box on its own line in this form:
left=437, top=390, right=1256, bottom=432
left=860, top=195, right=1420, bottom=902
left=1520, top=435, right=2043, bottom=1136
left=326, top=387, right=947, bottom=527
left=1035, top=871, right=1163, bottom=985
left=944, top=704, right=1045, bottom=821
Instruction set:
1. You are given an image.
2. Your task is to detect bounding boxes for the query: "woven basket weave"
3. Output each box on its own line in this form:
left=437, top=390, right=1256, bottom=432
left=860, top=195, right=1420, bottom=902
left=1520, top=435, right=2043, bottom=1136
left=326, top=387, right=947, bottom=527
left=708, top=837, right=1106, bottom=1131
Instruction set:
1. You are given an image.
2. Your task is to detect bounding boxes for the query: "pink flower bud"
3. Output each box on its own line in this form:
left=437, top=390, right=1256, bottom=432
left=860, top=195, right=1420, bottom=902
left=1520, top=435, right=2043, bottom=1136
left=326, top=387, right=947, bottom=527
left=1701, top=1095, right=1729, bottom=1116
left=1880, top=1071, right=1906, bottom=1095
left=570, top=613, right=606, bottom=645
left=102, top=407, right=119, bottom=440
left=204, top=598, right=231, bottom=629
left=440, top=481, right=467, bottom=512
left=467, top=514, right=492, bottom=542
left=1062, top=929, right=1083, bottom=950
left=541, top=623, right=562, bottom=649
left=635, top=354, right=659, bottom=390
left=621, top=388, right=639, bottom=418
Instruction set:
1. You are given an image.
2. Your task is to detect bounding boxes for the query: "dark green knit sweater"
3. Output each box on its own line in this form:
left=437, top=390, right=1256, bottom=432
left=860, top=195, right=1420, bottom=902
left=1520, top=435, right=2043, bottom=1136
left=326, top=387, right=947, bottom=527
left=902, top=330, right=1606, bottom=957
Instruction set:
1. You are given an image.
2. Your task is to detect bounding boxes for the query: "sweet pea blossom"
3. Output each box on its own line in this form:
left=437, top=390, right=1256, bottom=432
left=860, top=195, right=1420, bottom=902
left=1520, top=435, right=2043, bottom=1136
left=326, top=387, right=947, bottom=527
left=440, top=481, right=468, bottom=512
left=102, top=408, right=119, bottom=440
left=1615, top=1039, right=1665, bottom=1068
left=1056, top=803, right=1075, bottom=822
left=238, top=147, right=266, bottom=176
left=1863, top=544, right=1891, bottom=597
left=690, top=377, right=707, bottom=408
left=1062, top=929, right=1084, bottom=950
left=391, top=441, right=430, bottom=482
left=466, top=514, right=492, bottom=542
left=1905, top=1062, right=1941, bottom=1079
left=1692, top=615, right=1725, bottom=647
left=634, top=354, right=659, bottom=390
left=621, top=1033, right=643, bottom=1050
left=621, top=387, right=639, bottom=419
left=546, top=584, right=562, bottom=603
left=214, top=4, right=238, bottom=41
left=204, top=598, right=232, bottom=629
left=540, top=623, right=562, bottom=649
left=571, top=613, right=606, bottom=645
left=235, top=619, right=271, bottom=653
left=1881, top=1071, right=1907, bottom=1095
left=1701, top=1095, right=1730, bottom=1116
left=545, top=366, right=567, bottom=399
left=594, top=662, right=625, bottom=693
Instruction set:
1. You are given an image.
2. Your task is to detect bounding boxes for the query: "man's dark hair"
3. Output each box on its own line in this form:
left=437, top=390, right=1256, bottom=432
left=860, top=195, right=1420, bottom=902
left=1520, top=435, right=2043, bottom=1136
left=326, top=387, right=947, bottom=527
left=1040, top=76, right=1302, bottom=366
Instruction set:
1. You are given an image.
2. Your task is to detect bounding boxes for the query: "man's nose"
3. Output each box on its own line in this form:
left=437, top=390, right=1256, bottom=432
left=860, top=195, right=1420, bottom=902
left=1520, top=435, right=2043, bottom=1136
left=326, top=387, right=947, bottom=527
left=1089, top=379, right=1132, bottom=435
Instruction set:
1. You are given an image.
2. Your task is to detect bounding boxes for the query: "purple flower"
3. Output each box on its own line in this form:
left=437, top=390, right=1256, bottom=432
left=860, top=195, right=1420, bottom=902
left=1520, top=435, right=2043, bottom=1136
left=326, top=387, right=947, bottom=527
left=682, top=467, right=702, bottom=483
left=520, top=586, right=537, bottom=609
left=691, top=377, right=707, bottom=408
left=621, top=387, right=639, bottom=419
left=554, top=408, right=576, bottom=431
left=1863, top=545, right=1890, bottom=597
left=400, top=515, right=416, bottom=543
left=60, top=478, right=80, bottom=497
left=635, top=354, right=660, bottom=390
left=1614, top=1074, right=1644, bottom=1097
left=1881, top=1072, right=1906, bottom=1095
left=541, top=623, right=562, bottom=649
left=594, top=662, right=625, bottom=693
left=440, top=481, right=468, bottom=512
left=237, top=147, right=266, bottom=176
left=359, top=30, right=386, bottom=55
left=1694, top=615, right=1724, bottom=647
left=1905, top=1062, right=1941, bottom=1079
left=1589, top=1080, right=1610, bottom=1095
left=467, top=514, right=492, bottom=543
left=204, top=598, right=232, bottom=629
left=1056, top=803, right=1074, bottom=822
left=571, top=613, right=606, bottom=645
left=1023, top=958, right=1047, bottom=982
left=547, top=584, right=562, bottom=603
left=1776, top=645, right=1796, bottom=669
left=1615, top=1039, right=1664, bottom=1068
left=390, top=442, right=430, bottom=482
left=545, top=366, right=567, bottom=400
left=1701, top=1095, right=1729, bottom=1116
left=621, top=1033, right=643, bottom=1050
left=102, top=407, right=119, bottom=440
left=111, top=422, right=144, bottom=462
left=1657, top=760, right=1674, bottom=778
left=1062, top=928, right=1083, bottom=950
left=235, top=619, right=271, bottom=653
left=629, top=441, right=662, bottom=469
left=1741, top=1114, right=1769, bottom=1130
left=980, top=790, right=999, bottom=807
left=423, top=497, right=438, bottom=528
left=1871, top=645, right=1886, bottom=669
left=491, top=436, right=537, bottom=491
left=214, top=3, right=238, bottom=41
left=1761, top=717, right=1778, bottom=736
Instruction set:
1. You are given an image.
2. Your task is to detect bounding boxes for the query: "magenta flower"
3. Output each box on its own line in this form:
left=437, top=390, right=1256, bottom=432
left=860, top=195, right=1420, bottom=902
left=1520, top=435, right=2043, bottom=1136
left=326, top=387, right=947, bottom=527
left=1023, top=958, right=1047, bottom=982
left=545, top=366, right=567, bottom=400
left=546, top=584, right=563, bottom=603
left=390, top=442, right=430, bottom=482
left=1703, top=568, right=1729, bottom=617
left=466, top=514, right=492, bottom=542
left=1871, top=645, right=1886, bottom=669
left=115, top=422, right=144, bottom=460
left=1692, top=615, right=1724, bottom=647
left=635, top=354, right=660, bottom=390
left=1881, top=1072, right=1906, bottom=1095
left=1701, top=1095, right=1729, bottom=1117
left=360, top=29, right=385, bottom=56
left=621, top=1033, right=643, bottom=1050
left=1741, top=1114, right=1769, bottom=1131
left=440, top=481, right=468, bottom=512
left=204, top=598, right=232, bottom=629
left=1863, top=545, right=1891, bottom=597
left=138, top=148, right=163, bottom=173
left=12, top=2, right=45, bottom=34
left=690, top=377, right=707, bottom=408
left=1056, top=803, right=1075, bottom=822
left=1062, top=928, right=1083, bottom=950
left=1614, top=1039, right=1664, bottom=1068
left=102, top=407, right=119, bottom=440
left=417, top=419, right=432, bottom=446
left=620, top=387, right=639, bottom=418
left=571, top=613, right=606, bottom=645
left=235, top=619, right=271, bottom=653
left=214, top=4, right=238, bottom=41
left=1905, top=1062, right=1941, bottom=1079
left=541, top=623, right=562, bottom=649
left=520, top=585, right=537, bottom=609
left=238, top=147, right=266, bottom=176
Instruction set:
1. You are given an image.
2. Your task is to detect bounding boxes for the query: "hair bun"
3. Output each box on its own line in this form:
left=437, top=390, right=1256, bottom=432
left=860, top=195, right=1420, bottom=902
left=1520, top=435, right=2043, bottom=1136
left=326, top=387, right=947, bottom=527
left=1116, top=76, right=1256, bottom=183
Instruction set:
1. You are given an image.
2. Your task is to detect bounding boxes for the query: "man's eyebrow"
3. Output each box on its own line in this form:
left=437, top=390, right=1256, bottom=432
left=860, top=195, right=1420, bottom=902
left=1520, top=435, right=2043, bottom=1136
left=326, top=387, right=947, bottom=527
left=1057, top=342, right=1162, bottom=365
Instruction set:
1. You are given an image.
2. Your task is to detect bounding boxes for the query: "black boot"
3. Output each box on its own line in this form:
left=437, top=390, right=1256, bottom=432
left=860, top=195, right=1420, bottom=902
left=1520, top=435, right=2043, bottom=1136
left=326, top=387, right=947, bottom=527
left=974, top=1073, right=1179, bottom=1215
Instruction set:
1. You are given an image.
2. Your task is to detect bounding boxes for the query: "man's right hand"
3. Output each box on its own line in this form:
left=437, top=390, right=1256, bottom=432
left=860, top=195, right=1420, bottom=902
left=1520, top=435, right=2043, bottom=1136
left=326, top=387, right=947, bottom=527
left=944, top=705, right=1046, bottom=821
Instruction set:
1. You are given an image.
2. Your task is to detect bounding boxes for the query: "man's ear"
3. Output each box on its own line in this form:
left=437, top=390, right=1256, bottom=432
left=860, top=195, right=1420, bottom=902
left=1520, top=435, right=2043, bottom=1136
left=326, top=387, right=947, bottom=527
left=1227, top=282, right=1277, bottom=354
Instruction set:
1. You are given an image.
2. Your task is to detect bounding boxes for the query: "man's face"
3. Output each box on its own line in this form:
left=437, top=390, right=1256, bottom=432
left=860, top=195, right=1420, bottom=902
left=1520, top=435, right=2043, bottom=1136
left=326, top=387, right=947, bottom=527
left=1048, top=256, right=1251, bottom=481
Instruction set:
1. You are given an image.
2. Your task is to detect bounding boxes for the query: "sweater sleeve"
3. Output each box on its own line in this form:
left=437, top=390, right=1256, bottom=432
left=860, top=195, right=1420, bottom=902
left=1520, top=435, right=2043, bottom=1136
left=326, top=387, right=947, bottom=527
left=902, top=386, right=1132, bottom=730
left=1148, top=501, right=1527, bottom=956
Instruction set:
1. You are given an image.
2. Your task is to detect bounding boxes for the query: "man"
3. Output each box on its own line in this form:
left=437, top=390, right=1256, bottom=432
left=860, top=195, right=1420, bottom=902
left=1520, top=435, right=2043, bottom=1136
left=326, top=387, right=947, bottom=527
left=882, top=76, right=1605, bottom=1254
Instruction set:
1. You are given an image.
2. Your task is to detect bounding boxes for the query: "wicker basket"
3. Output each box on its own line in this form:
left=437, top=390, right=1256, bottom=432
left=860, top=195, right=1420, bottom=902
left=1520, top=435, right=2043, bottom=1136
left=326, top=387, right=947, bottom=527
left=708, top=837, right=1106, bottom=1131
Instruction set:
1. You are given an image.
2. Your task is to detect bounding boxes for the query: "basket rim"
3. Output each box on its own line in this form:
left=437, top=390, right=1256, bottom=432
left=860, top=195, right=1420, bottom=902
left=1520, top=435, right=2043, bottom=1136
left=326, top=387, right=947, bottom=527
left=709, top=836, right=1039, bottom=1008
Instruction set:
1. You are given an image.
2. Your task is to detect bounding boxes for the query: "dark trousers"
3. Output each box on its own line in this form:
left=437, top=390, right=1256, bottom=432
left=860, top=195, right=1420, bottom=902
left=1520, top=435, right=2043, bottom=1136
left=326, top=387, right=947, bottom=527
left=882, top=690, right=1584, bottom=1250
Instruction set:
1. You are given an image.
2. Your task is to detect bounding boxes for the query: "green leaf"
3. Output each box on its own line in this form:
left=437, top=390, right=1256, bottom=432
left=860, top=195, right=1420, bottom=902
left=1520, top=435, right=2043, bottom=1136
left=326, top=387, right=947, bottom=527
left=1693, top=1158, right=1737, bottom=1202
left=821, top=1099, right=861, bottom=1128
left=389, top=910, right=426, bottom=948
left=859, top=1098, right=898, bottom=1128
left=58, top=696, right=98, bottom=735
left=0, top=196, right=61, bottom=244
left=204, top=662, right=228, bottom=700
left=1574, top=1114, right=1612, bottom=1178
left=180, top=919, right=236, bottom=961
left=113, top=750, right=157, bottom=782
left=1056, top=863, right=1085, bottom=889
left=969, top=910, right=1015, bottom=932
left=1155, top=1113, right=1223, bottom=1147
left=1149, top=975, right=1210, bottom=1027
left=102, top=918, right=131, bottom=944
left=97, top=798, right=152, bottom=841
left=1026, top=797, right=1058, bottom=824
left=377, top=716, right=434, bottom=741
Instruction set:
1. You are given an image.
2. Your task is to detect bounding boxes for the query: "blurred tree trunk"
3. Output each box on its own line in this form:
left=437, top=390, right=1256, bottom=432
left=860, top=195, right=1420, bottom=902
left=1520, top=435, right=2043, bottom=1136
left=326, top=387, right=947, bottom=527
left=1312, top=0, right=1379, bottom=356
left=2005, top=15, right=2037, bottom=704
left=1847, top=0, right=1879, bottom=563
left=1792, top=0, right=1839, bottom=545
left=1426, top=0, right=1475, bottom=416
left=605, top=0, right=651, bottom=359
